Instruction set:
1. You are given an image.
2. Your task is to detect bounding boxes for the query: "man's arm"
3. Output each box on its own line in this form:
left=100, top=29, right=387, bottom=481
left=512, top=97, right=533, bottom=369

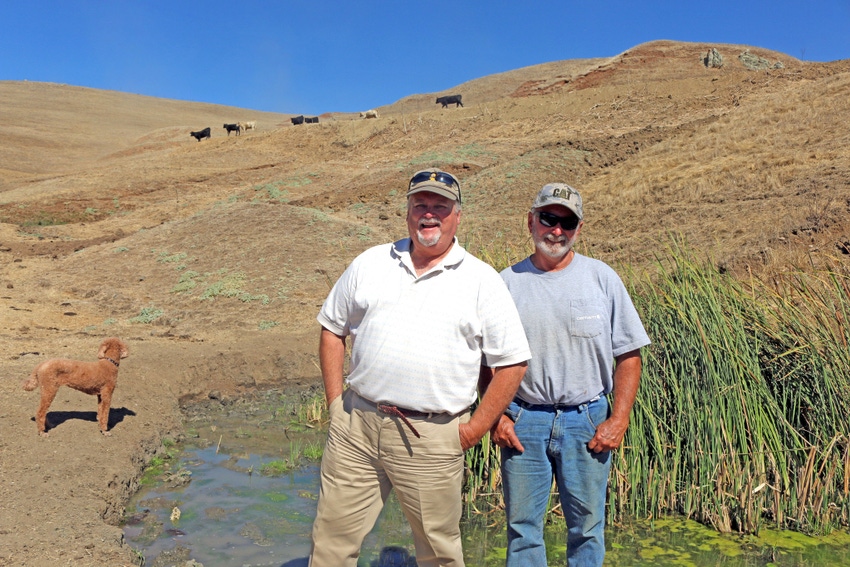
left=459, top=362, right=527, bottom=451
left=319, top=326, right=347, bottom=408
left=587, top=349, right=642, bottom=453
left=480, top=365, right=526, bottom=452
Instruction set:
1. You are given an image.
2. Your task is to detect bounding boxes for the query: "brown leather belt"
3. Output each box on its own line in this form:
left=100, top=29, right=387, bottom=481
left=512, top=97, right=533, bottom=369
left=377, top=404, right=423, bottom=438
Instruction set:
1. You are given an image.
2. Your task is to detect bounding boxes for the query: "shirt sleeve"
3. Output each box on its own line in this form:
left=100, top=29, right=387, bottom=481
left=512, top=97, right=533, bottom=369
left=479, top=271, right=532, bottom=368
left=608, top=273, right=651, bottom=357
left=317, top=260, right=357, bottom=337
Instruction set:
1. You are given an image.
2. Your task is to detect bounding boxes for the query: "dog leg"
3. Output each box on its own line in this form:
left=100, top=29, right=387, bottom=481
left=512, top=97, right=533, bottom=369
left=36, top=385, right=59, bottom=437
left=97, top=391, right=113, bottom=436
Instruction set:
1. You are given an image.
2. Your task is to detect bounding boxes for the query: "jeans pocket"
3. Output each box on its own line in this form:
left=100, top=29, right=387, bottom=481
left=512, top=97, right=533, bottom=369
left=505, top=401, right=524, bottom=425
left=584, top=398, right=609, bottom=431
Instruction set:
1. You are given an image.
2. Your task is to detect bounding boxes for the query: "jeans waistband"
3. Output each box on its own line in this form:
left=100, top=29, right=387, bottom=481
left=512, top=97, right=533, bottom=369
left=514, top=396, right=603, bottom=412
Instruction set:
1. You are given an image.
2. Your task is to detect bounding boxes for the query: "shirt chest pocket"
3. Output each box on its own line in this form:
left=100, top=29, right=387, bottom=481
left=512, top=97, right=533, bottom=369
left=570, top=299, right=606, bottom=338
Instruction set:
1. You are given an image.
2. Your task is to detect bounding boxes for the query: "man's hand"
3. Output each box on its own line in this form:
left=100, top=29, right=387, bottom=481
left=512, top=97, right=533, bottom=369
left=490, top=415, right=524, bottom=452
left=588, top=350, right=641, bottom=453
left=587, top=415, right=628, bottom=453
left=458, top=422, right=479, bottom=451
left=460, top=362, right=527, bottom=451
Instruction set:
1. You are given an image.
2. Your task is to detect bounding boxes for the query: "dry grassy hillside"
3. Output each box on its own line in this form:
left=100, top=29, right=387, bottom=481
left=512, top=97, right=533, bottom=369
left=0, top=39, right=849, bottom=566
left=0, top=82, right=293, bottom=183
left=2, top=37, right=849, bottom=372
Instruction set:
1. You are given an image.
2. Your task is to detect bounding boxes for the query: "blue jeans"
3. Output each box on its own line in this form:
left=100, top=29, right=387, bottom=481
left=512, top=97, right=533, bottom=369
left=501, top=398, right=611, bottom=567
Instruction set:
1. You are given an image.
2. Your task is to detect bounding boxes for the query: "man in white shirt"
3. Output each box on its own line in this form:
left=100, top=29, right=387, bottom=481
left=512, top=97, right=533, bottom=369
left=309, top=168, right=531, bottom=567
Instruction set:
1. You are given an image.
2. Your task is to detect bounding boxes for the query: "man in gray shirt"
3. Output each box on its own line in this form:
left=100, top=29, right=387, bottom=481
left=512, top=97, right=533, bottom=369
left=492, top=183, right=650, bottom=566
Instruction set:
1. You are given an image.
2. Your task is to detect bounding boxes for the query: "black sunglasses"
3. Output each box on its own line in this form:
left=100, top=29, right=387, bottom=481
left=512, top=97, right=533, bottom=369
left=537, top=211, right=580, bottom=231
left=409, top=171, right=462, bottom=201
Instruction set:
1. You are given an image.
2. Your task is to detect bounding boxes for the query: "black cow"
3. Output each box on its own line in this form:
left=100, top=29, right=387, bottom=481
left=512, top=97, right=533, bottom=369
left=436, top=94, right=463, bottom=108
left=223, top=123, right=241, bottom=136
left=190, top=127, right=211, bottom=142
left=305, top=116, right=319, bottom=124
left=291, top=115, right=305, bottom=125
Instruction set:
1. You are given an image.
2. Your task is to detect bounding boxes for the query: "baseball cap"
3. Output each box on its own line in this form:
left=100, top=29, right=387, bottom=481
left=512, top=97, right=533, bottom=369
left=531, top=183, right=583, bottom=219
left=407, top=169, right=462, bottom=204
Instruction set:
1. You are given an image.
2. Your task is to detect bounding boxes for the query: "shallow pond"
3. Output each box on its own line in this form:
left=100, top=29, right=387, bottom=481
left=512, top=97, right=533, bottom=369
left=124, top=390, right=850, bottom=566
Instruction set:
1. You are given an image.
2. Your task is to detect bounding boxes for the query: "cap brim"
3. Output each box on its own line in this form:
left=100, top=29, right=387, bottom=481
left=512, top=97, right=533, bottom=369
left=407, top=183, right=460, bottom=202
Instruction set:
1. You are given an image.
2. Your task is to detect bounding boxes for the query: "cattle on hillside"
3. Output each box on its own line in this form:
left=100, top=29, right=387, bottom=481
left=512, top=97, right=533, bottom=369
left=243, top=120, right=256, bottom=131
left=190, top=127, right=211, bottom=141
left=291, top=115, right=319, bottom=125
left=359, top=109, right=379, bottom=119
left=223, top=123, right=241, bottom=136
left=436, top=94, right=463, bottom=108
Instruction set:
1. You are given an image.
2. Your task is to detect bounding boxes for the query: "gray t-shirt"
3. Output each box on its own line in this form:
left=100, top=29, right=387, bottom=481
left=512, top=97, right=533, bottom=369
left=501, top=253, right=650, bottom=406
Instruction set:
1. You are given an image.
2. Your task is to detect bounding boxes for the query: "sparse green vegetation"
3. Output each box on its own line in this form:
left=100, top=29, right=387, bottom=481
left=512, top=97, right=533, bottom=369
left=259, top=459, right=296, bottom=477
left=200, top=271, right=247, bottom=300
left=21, top=214, right=68, bottom=227
left=357, top=226, right=372, bottom=241
left=157, top=251, right=188, bottom=264
left=254, top=181, right=291, bottom=202
left=308, top=209, right=332, bottom=225
left=129, top=306, right=164, bottom=324
left=303, top=440, right=324, bottom=461
left=172, top=270, right=200, bottom=293
left=139, top=447, right=179, bottom=486
left=409, top=143, right=497, bottom=167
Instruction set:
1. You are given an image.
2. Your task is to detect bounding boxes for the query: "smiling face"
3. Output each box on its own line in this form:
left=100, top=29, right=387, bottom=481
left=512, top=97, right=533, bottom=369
left=528, top=204, right=583, bottom=270
left=407, top=191, right=461, bottom=269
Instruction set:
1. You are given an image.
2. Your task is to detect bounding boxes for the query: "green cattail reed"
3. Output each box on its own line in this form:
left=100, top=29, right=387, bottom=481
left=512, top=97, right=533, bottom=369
left=620, top=244, right=849, bottom=535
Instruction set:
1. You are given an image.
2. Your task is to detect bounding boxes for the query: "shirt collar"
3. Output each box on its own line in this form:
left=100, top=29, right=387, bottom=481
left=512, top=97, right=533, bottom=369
left=392, top=237, right=465, bottom=276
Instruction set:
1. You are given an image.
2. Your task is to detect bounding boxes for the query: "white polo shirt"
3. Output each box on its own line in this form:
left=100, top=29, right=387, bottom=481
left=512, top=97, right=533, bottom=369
left=318, top=238, right=531, bottom=414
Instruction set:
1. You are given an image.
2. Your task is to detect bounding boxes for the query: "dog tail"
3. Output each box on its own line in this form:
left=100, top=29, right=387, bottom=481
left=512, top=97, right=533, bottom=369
left=22, top=367, right=39, bottom=391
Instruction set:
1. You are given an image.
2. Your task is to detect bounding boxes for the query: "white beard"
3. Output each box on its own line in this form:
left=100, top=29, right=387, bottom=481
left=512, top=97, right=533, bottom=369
left=534, top=232, right=574, bottom=260
left=416, top=222, right=442, bottom=247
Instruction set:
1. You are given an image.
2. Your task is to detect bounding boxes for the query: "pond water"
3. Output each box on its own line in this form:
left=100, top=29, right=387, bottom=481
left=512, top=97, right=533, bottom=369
left=124, top=391, right=850, bottom=566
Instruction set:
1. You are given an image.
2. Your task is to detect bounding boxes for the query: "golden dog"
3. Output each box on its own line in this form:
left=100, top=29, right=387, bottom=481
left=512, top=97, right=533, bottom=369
left=23, top=338, right=129, bottom=437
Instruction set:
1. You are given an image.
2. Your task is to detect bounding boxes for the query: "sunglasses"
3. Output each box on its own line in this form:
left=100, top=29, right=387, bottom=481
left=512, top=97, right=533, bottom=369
left=409, top=171, right=462, bottom=202
left=537, top=211, right=580, bottom=231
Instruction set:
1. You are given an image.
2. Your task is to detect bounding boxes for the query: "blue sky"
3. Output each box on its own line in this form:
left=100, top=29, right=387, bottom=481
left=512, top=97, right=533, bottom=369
left=2, top=1, right=847, bottom=115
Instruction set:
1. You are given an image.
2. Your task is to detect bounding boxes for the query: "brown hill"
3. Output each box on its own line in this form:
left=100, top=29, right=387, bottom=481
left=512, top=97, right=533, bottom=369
left=0, top=40, right=848, bottom=565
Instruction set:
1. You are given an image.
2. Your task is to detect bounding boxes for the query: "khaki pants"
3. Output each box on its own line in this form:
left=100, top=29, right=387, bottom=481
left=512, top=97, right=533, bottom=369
left=309, top=389, right=469, bottom=567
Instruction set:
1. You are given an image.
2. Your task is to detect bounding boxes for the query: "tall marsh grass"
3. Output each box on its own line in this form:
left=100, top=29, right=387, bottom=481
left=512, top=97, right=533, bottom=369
left=620, top=247, right=849, bottom=534
left=463, top=238, right=849, bottom=535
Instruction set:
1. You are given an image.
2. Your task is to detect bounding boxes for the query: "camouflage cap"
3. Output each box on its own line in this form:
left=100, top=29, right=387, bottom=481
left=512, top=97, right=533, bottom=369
left=531, top=183, right=583, bottom=220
